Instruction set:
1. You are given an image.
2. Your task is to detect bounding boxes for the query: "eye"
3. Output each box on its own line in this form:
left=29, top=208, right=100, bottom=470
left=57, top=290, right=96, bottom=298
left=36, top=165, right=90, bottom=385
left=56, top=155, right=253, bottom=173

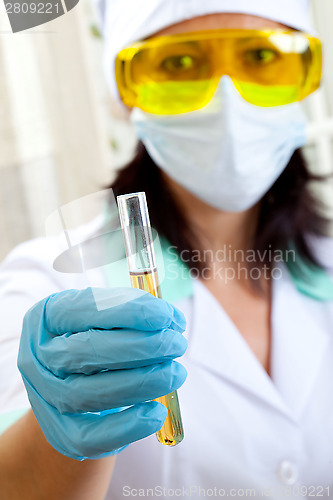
left=244, top=48, right=279, bottom=65
left=160, top=54, right=197, bottom=73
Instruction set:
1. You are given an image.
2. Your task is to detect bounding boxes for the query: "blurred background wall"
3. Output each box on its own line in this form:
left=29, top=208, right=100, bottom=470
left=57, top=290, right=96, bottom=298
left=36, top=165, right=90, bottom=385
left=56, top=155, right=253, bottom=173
left=0, top=0, right=332, bottom=261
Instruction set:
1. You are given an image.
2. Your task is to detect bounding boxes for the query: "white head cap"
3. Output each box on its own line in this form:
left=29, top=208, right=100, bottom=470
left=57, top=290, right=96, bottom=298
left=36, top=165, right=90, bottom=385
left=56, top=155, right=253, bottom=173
left=95, top=0, right=313, bottom=99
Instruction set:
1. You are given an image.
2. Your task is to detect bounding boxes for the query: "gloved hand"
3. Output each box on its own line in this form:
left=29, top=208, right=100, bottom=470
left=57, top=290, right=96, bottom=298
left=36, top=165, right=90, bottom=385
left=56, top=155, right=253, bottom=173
left=17, top=287, right=187, bottom=460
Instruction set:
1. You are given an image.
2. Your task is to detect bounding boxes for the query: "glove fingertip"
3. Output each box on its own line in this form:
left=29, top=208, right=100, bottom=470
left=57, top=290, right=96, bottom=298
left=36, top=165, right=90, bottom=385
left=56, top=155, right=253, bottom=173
left=136, top=401, right=168, bottom=428
left=172, top=362, right=188, bottom=389
left=170, top=305, right=187, bottom=333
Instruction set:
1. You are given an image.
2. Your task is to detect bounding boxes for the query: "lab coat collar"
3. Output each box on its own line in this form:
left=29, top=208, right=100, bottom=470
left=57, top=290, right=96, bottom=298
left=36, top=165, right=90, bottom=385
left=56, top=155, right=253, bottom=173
left=186, top=266, right=330, bottom=423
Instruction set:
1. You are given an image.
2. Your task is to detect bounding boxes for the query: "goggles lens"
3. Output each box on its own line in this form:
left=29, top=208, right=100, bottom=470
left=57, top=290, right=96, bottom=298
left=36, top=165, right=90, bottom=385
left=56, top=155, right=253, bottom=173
left=115, top=29, right=322, bottom=114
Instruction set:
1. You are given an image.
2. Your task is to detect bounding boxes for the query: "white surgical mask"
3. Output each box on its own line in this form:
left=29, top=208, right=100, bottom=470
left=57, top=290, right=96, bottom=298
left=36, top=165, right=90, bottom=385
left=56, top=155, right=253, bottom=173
left=131, top=77, right=308, bottom=212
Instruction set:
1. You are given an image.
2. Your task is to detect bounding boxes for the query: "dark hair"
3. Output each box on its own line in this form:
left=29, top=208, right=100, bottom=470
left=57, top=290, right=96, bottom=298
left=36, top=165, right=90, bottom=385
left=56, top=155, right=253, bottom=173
left=110, top=142, right=330, bottom=279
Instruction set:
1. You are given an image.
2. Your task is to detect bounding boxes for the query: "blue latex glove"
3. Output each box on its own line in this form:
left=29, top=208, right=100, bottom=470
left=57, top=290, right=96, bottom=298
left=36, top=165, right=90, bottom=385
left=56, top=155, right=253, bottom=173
left=17, top=287, right=187, bottom=461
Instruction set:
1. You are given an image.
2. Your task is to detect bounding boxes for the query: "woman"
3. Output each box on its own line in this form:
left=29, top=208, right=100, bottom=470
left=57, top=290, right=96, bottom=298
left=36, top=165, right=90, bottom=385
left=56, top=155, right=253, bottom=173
left=0, top=1, right=333, bottom=498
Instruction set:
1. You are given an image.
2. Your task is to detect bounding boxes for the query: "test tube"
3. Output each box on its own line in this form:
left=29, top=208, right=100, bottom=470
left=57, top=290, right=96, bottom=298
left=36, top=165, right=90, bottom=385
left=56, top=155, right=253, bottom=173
left=117, top=192, right=184, bottom=446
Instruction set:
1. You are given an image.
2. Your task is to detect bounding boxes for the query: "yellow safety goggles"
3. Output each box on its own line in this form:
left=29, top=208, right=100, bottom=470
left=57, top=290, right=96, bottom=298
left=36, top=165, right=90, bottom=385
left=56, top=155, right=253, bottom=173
left=115, top=29, right=322, bottom=115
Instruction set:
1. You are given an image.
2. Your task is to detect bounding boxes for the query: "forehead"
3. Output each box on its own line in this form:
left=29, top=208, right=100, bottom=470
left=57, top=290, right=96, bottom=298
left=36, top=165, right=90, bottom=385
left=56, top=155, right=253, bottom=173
left=153, top=13, right=290, bottom=37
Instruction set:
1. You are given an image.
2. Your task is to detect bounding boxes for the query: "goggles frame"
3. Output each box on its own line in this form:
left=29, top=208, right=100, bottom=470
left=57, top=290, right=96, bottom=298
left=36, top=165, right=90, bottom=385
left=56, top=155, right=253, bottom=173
left=115, top=28, right=322, bottom=114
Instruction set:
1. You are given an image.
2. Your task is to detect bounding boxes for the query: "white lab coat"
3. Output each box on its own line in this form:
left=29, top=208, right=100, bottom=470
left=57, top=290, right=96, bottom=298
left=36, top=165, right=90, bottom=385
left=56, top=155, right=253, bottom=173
left=0, top=219, right=333, bottom=498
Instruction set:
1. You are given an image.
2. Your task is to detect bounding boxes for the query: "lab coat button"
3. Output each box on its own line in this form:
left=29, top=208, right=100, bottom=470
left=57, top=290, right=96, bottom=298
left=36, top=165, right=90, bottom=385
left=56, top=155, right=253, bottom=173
left=278, top=461, right=298, bottom=485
